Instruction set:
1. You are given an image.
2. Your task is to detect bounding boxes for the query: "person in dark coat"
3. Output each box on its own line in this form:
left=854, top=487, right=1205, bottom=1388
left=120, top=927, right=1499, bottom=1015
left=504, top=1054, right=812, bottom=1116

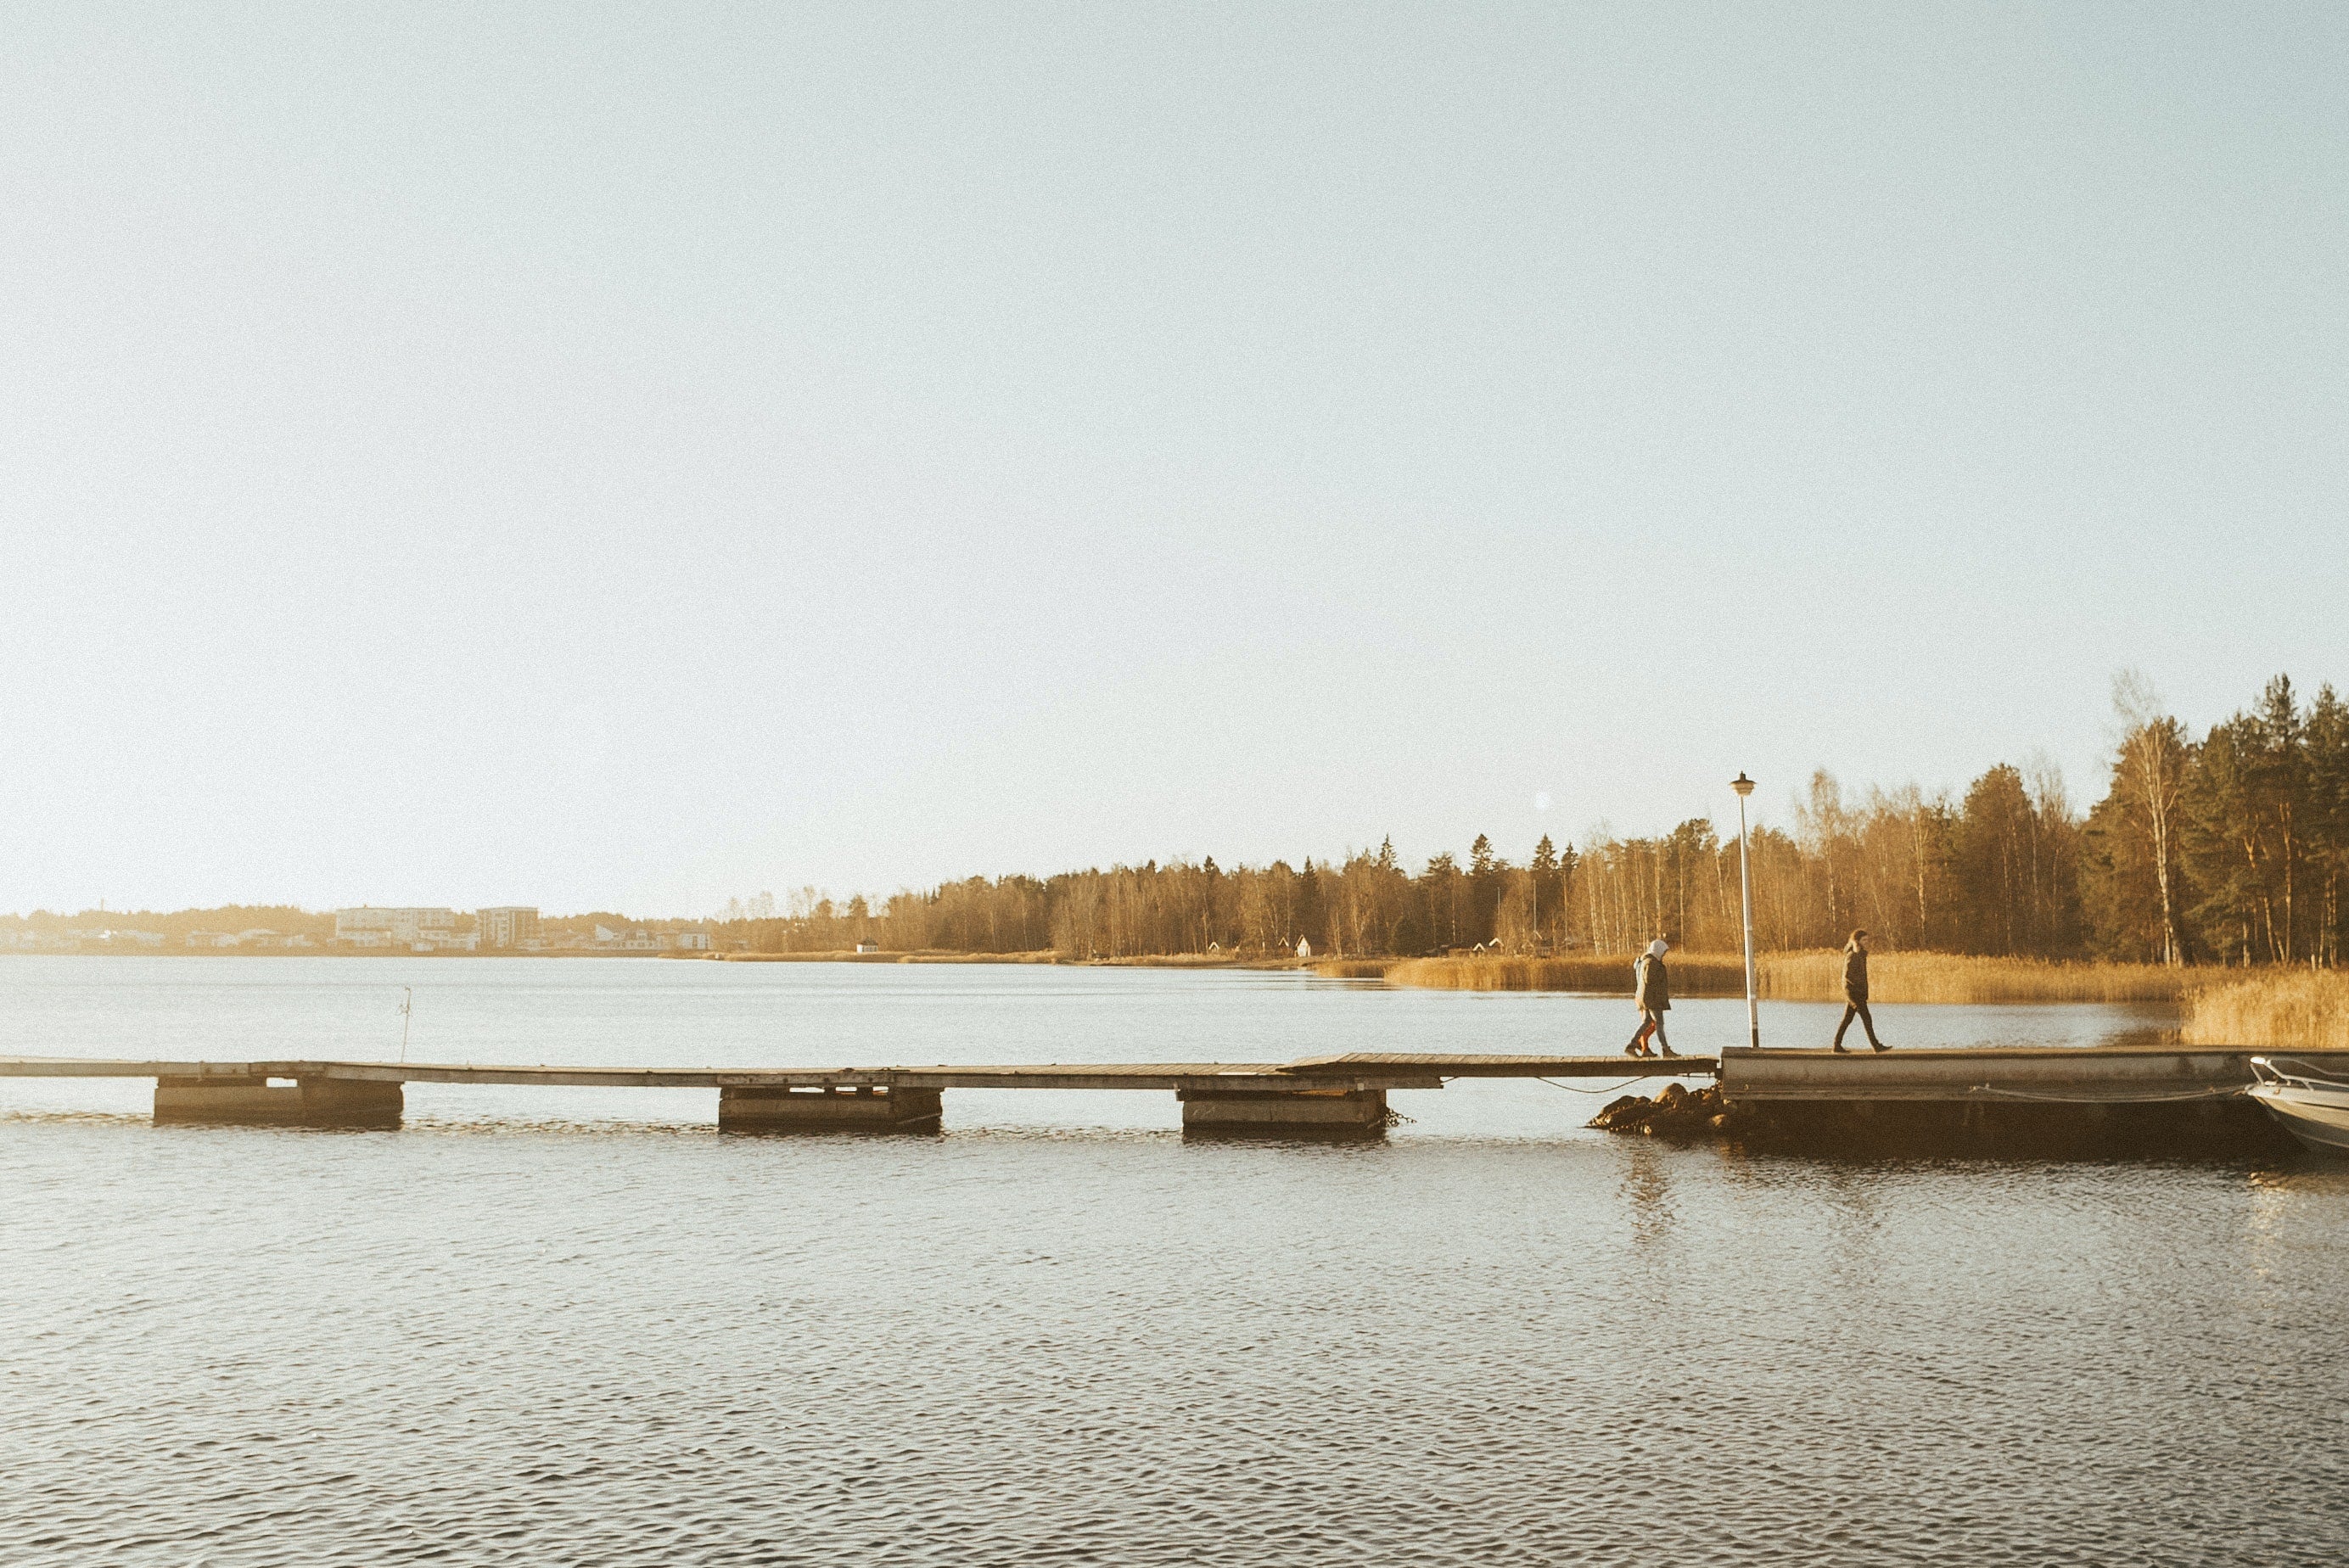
left=1623, top=938, right=1678, bottom=1058
left=1832, top=929, right=1889, bottom=1053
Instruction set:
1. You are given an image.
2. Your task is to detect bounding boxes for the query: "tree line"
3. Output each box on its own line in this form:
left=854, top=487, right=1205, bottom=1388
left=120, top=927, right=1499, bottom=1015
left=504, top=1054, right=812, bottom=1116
left=718, top=672, right=2349, bottom=966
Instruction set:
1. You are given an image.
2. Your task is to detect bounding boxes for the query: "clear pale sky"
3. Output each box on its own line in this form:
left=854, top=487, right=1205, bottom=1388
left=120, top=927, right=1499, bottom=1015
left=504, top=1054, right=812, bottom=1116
left=3, top=4, right=2344, bottom=916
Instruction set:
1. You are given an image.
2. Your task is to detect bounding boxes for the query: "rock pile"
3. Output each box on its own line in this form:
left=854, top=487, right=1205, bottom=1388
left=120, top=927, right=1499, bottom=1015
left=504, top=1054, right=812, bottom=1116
left=1589, top=1081, right=1730, bottom=1136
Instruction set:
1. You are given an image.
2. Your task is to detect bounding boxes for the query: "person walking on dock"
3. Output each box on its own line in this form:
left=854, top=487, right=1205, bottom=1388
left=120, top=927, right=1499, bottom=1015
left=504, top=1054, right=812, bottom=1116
left=1832, top=929, right=1890, bottom=1053
left=1624, top=938, right=1677, bottom=1058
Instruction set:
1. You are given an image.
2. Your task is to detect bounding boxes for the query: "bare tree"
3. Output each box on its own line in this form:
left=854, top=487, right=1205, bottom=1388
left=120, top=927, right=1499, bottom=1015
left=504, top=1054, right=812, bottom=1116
left=2111, top=669, right=2191, bottom=965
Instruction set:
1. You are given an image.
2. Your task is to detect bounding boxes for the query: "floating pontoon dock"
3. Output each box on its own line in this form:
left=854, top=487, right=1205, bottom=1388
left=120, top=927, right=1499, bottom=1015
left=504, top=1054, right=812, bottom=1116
left=3, top=1046, right=2340, bottom=1140
left=0, top=1052, right=1673, bottom=1134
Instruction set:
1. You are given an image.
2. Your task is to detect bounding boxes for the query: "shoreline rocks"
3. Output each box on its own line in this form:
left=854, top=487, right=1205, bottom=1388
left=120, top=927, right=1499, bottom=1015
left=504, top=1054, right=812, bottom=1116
left=1589, top=1081, right=1730, bottom=1136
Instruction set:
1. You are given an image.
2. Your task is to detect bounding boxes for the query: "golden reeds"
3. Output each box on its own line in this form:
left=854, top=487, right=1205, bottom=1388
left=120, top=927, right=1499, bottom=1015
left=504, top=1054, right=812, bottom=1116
left=1368, top=954, right=1752, bottom=995
left=2180, top=970, right=2349, bottom=1050
left=1759, top=951, right=2189, bottom=1005
left=1354, top=950, right=2195, bottom=1004
left=1311, top=959, right=1395, bottom=981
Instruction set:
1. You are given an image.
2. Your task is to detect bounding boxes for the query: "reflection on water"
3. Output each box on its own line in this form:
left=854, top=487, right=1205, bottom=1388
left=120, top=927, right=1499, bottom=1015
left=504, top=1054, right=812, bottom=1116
left=1, top=960, right=2342, bottom=1565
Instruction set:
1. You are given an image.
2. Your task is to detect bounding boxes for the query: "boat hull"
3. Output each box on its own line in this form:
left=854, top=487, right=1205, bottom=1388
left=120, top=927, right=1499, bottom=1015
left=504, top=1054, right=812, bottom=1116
left=2248, top=1083, right=2349, bottom=1154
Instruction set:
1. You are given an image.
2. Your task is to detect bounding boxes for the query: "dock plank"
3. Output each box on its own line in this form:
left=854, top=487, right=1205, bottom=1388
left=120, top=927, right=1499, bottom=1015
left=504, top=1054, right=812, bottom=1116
left=1284, top=1052, right=1715, bottom=1078
left=0, top=1056, right=1451, bottom=1091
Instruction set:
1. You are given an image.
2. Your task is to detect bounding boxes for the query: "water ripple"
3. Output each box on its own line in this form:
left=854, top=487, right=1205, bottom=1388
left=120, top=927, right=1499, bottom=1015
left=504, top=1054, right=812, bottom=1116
left=4, top=1119, right=2346, bottom=1565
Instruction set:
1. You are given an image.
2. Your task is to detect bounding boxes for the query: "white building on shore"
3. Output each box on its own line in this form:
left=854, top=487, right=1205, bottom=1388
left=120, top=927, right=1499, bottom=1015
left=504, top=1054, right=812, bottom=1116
left=334, top=907, right=457, bottom=946
left=477, top=906, right=541, bottom=950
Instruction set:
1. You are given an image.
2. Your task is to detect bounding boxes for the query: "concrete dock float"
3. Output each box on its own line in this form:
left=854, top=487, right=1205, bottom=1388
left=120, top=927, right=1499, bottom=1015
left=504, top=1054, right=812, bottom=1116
left=1718, top=1045, right=2293, bottom=1101
left=719, top=1084, right=944, bottom=1133
left=1714, top=1044, right=2349, bottom=1153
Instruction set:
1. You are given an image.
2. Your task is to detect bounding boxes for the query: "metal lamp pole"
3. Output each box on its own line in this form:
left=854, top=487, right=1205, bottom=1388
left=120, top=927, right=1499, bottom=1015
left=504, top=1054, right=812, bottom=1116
left=1731, top=772, right=1759, bottom=1050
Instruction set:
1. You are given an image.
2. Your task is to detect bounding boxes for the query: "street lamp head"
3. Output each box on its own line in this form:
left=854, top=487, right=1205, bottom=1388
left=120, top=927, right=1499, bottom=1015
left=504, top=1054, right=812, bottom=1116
left=1730, top=772, right=1756, bottom=798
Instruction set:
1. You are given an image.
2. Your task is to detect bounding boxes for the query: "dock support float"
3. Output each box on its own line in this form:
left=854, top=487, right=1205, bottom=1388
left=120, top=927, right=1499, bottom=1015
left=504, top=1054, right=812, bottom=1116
left=719, top=1084, right=943, bottom=1134
left=1716, top=1048, right=2285, bottom=1155
left=1177, top=1086, right=1389, bottom=1139
left=154, top=1076, right=403, bottom=1129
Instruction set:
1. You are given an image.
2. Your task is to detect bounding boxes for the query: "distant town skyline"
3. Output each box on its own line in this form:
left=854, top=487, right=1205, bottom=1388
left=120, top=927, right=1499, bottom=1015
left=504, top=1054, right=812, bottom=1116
left=3, top=5, right=2345, bottom=915
left=0, top=902, right=715, bottom=955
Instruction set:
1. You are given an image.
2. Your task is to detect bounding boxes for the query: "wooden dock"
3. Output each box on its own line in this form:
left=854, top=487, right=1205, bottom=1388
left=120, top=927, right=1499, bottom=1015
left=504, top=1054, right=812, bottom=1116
left=3, top=1045, right=2336, bottom=1140
left=0, top=1051, right=1704, bottom=1135
left=0, top=1052, right=1692, bottom=1090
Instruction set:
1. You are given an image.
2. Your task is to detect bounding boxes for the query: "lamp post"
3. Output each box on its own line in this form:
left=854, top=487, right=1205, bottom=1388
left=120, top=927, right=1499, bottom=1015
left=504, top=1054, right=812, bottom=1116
left=1731, top=772, right=1759, bottom=1050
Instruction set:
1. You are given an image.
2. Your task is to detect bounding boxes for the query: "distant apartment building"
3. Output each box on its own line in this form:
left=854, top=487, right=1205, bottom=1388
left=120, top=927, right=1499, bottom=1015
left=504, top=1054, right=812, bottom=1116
left=334, top=907, right=457, bottom=947
left=477, top=906, right=541, bottom=950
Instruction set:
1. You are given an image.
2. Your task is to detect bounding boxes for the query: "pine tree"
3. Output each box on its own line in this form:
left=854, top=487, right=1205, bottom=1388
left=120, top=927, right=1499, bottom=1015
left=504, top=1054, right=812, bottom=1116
left=1466, top=834, right=1508, bottom=944
left=1532, top=834, right=1559, bottom=949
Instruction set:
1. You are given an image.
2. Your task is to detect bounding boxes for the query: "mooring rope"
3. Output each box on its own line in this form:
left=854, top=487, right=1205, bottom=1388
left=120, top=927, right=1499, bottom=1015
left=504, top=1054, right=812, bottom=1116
left=1966, top=1084, right=2249, bottom=1105
left=1533, top=1076, right=1661, bottom=1095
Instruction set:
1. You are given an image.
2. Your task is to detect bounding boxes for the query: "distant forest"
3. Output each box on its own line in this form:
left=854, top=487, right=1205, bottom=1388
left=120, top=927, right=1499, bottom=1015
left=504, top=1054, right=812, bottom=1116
left=721, top=673, right=2349, bottom=967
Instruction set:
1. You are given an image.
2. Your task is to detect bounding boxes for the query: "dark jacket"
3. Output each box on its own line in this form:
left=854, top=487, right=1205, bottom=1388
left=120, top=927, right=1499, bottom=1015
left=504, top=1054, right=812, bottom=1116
left=1635, top=954, right=1671, bottom=1012
left=1842, top=944, right=1870, bottom=1003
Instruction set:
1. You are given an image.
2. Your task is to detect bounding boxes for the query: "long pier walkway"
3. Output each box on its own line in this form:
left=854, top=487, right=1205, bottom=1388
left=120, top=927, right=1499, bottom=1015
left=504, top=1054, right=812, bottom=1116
left=3, top=1045, right=2334, bottom=1137
left=0, top=1051, right=1705, bottom=1134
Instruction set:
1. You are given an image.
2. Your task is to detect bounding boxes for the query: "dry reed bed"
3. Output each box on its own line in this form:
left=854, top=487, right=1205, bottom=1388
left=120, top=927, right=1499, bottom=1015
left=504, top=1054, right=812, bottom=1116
left=1759, top=952, right=2189, bottom=1005
left=1371, top=954, right=1752, bottom=995
left=2181, top=971, right=2349, bottom=1050
left=1353, top=951, right=2194, bottom=1005
left=1311, top=960, right=1395, bottom=981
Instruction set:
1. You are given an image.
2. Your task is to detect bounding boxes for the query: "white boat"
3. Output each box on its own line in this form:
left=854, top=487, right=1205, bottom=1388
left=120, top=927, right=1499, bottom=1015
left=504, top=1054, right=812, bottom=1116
left=2247, top=1057, right=2349, bottom=1153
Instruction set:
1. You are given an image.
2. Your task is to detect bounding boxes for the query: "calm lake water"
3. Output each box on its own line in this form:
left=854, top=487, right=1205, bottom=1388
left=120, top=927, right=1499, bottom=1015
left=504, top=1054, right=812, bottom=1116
left=3, top=958, right=2343, bottom=1565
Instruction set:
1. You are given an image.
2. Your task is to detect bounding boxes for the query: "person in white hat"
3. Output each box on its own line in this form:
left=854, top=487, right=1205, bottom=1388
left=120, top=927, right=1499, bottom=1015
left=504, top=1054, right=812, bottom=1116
left=1623, top=937, right=1678, bottom=1058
